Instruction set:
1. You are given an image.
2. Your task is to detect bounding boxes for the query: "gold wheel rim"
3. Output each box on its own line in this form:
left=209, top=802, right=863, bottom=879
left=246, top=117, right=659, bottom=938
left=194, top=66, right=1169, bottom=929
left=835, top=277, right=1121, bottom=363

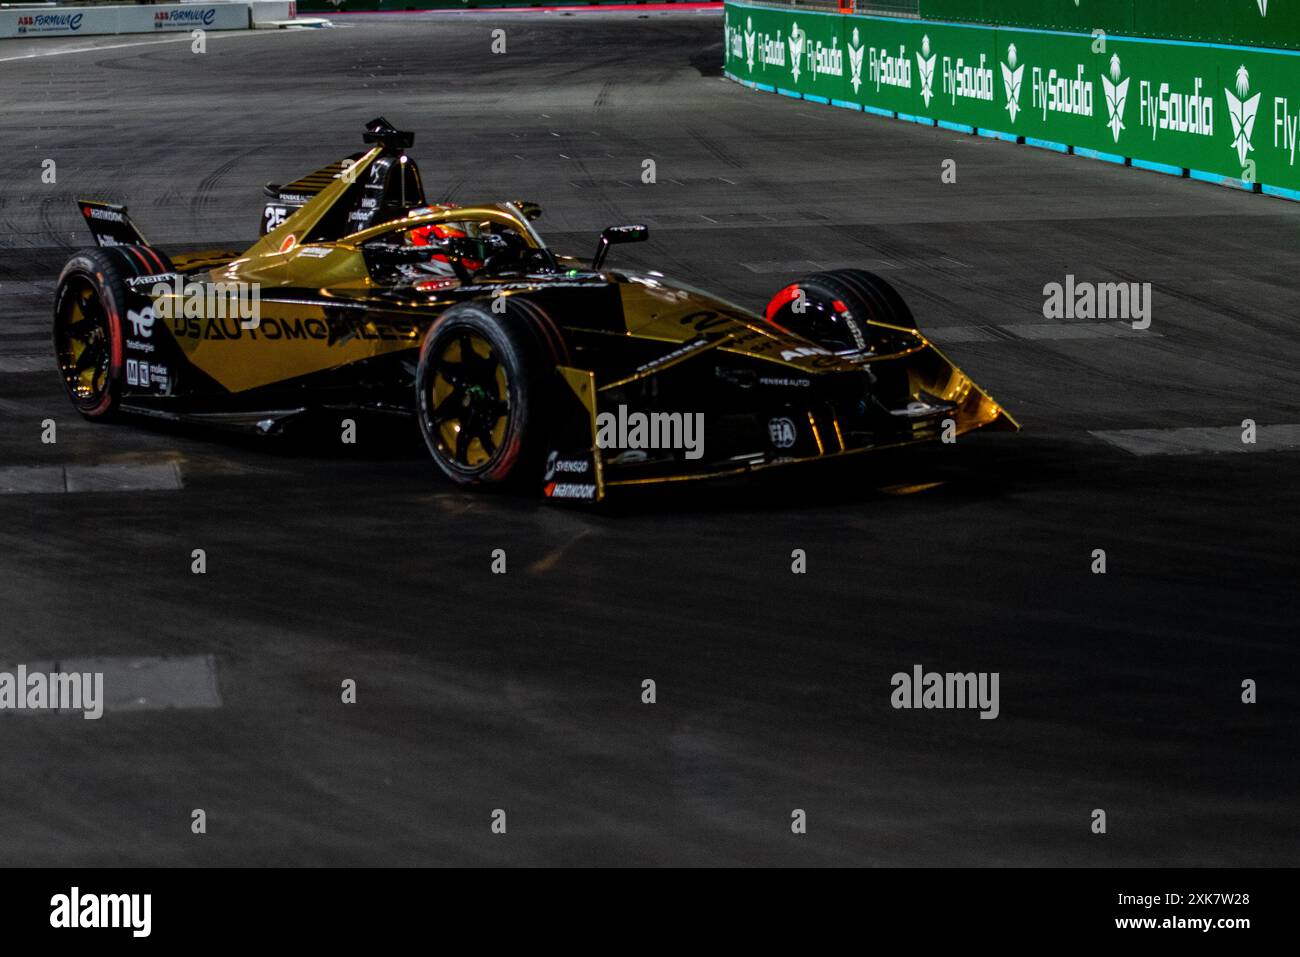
left=56, top=281, right=111, bottom=401
left=429, top=331, right=509, bottom=469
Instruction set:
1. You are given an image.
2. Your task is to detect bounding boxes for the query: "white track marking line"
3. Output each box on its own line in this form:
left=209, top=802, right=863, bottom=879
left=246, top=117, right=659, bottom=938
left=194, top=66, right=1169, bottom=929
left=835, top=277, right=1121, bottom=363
left=0, top=29, right=287, bottom=64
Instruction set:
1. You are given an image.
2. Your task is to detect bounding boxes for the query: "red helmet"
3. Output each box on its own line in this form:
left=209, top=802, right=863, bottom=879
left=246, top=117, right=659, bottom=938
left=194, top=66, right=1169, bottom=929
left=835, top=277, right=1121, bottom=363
left=407, top=206, right=482, bottom=272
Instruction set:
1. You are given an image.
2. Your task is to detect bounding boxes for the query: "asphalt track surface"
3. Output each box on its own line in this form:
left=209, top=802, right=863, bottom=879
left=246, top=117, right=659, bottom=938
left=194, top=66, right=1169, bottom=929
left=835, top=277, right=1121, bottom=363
left=0, top=10, right=1296, bottom=866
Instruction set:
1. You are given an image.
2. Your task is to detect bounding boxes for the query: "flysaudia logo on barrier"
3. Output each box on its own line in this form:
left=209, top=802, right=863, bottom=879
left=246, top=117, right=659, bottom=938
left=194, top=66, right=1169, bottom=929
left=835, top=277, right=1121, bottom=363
left=727, top=5, right=1274, bottom=183
left=917, top=35, right=937, bottom=107
left=1001, top=43, right=1024, bottom=122
left=728, top=15, right=786, bottom=75
left=1226, top=66, right=1262, bottom=167
left=1101, top=54, right=1131, bottom=142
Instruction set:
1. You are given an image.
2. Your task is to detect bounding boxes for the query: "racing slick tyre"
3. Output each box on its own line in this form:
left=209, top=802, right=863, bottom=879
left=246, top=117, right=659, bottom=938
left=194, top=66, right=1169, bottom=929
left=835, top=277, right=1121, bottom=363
left=415, top=299, right=562, bottom=489
left=52, top=245, right=174, bottom=420
left=764, top=269, right=917, bottom=354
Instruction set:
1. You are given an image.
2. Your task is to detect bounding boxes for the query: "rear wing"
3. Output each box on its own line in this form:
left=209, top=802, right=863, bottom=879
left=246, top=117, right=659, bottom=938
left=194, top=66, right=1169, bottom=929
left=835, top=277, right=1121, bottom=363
left=77, top=201, right=150, bottom=248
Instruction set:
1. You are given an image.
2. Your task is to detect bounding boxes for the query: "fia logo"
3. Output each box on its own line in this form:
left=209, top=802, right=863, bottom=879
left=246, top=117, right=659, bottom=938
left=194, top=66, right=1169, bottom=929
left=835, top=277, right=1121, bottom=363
left=788, top=22, right=805, bottom=83
left=1225, top=64, right=1262, bottom=167
left=768, top=417, right=797, bottom=449
left=916, top=35, right=936, bottom=107
left=1001, top=43, right=1025, bottom=122
left=848, top=27, right=864, bottom=95
left=1101, top=53, right=1130, bottom=143
left=126, top=306, right=155, bottom=338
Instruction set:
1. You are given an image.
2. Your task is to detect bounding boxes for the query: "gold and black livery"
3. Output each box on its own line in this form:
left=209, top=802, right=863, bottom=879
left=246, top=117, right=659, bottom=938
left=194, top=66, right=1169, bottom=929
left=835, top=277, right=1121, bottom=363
left=52, top=118, right=1017, bottom=501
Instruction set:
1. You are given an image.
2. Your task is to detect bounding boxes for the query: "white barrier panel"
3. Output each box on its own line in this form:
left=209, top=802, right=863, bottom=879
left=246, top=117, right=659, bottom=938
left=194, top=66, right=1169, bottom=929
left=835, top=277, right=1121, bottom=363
left=0, top=3, right=250, bottom=39
left=249, top=0, right=295, bottom=23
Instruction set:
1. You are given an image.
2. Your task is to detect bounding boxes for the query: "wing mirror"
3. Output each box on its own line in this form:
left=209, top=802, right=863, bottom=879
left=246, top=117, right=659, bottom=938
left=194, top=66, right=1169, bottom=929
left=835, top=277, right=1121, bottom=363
left=592, top=224, right=648, bottom=270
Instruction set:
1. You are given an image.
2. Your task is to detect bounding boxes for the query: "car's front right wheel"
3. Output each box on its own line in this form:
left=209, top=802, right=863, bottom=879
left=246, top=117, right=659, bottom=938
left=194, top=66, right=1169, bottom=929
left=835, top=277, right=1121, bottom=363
left=763, top=268, right=917, bottom=354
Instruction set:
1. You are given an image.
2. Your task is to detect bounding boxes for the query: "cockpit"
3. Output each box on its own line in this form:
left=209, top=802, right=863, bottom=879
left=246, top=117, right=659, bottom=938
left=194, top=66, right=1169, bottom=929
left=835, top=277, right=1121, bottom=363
left=353, top=202, right=557, bottom=286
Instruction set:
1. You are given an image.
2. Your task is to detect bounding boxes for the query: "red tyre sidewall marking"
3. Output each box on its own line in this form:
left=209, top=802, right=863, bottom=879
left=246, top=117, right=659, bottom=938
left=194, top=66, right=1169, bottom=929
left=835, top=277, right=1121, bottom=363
left=142, top=246, right=168, bottom=273
left=84, top=269, right=123, bottom=417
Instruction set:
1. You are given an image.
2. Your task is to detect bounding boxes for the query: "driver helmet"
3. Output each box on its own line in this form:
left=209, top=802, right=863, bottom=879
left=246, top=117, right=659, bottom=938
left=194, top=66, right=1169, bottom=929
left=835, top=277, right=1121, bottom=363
left=406, top=205, right=483, bottom=274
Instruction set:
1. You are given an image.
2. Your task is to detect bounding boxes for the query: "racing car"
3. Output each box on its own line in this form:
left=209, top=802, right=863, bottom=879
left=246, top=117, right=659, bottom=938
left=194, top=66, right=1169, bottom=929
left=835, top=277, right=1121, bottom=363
left=52, top=117, right=1018, bottom=501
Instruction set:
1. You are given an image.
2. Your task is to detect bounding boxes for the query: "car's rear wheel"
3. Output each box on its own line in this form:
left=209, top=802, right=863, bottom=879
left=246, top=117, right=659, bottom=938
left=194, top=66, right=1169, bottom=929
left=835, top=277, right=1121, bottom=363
left=53, top=246, right=174, bottom=420
left=53, top=250, right=130, bottom=418
left=764, top=268, right=917, bottom=353
left=415, top=300, right=559, bottom=488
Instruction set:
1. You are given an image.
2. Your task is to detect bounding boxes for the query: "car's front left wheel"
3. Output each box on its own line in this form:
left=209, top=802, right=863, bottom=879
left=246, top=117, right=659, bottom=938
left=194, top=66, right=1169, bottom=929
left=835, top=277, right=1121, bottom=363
left=414, top=300, right=559, bottom=488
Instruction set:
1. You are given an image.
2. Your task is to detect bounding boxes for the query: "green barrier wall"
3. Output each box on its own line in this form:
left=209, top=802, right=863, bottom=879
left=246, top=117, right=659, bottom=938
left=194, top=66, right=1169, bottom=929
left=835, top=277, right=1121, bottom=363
left=296, top=0, right=694, bottom=12
left=724, top=0, right=1300, bottom=196
left=921, top=1, right=1299, bottom=52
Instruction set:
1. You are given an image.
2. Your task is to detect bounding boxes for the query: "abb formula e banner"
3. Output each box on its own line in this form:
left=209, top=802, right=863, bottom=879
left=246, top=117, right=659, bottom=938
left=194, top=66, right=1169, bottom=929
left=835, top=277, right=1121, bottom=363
left=1, top=3, right=250, bottom=39
left=724, top=0, right=1300, bottom=198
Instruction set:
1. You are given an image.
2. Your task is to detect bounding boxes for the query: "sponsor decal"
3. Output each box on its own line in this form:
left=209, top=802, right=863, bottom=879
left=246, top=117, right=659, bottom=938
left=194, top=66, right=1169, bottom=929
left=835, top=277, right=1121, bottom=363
left=673, top=308, right=846, bottom=369
left=848, top=28, right=865, bottom=94
left=868, top=39, right=911, bottom=95
left=16, top=12, right=83, bottom=33
left=544, top=450, right=591, bottom=480
left=1032, top=64, right=1094, bottom=120
left=757, top=376, right=811, bottom=388
left=83, top=206, right=124, bottom=223
left=768, top=416, right=797, bottom=449
left=807, top=35, right=843, bottom=84
left=916, top=35, right=937, bottom=108
left=1101, top=54, right=1130, bottom=143
left=544, top=481, right=597, bottom=500
left=126, top=272, right=178, bottom=289
left=1271, top=92, right=1300, bottom=165
left=1139, top=75, right=1214, bottom=140
left=778, top=344, right=833, bottom=362
left=1225, top=64, right=1262, bottom=167
left=788, top=22, right=806, bottom=82
left=168, top=309, right=420, bottom=344
left=942, top=53, right=994, bottom=106
left=126, top=357, right=168, bottom=391
left=633, top=336, right=715, bottom=376
left=1002, top=43, right=1024, bottom=123
left=154, top=8, right=217, bottom=28
left=126, top=306, right=155, bottom=339
left=891, top=399, right=949, bottom=418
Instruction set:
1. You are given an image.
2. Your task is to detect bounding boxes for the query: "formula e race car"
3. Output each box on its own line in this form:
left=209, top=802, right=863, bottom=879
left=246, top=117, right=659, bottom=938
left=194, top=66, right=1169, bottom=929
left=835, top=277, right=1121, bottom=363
left=53, top=117, right=1018, bottom=501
